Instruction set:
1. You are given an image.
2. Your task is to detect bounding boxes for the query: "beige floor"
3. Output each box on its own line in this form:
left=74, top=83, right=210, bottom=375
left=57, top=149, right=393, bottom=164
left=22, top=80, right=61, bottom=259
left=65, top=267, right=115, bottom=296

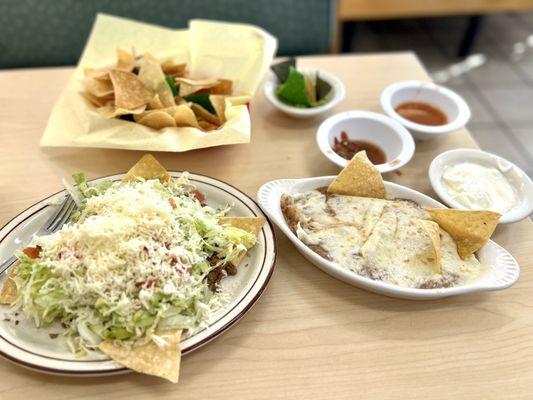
left=348, top=13, right=533, bottom=176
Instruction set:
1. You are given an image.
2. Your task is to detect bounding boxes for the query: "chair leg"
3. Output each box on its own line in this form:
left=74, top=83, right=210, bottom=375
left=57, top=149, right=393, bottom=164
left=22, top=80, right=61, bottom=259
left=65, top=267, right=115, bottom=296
left=458, top=15, right=484, bottom=58
left=341, top=21, right=357, bottom=53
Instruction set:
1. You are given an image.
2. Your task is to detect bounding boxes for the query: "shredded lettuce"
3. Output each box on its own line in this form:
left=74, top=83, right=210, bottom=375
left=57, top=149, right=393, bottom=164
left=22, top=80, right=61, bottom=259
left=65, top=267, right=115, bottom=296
left=72, top=173, right=112, bottom=201
left=12, top=174, right=251, bottom=355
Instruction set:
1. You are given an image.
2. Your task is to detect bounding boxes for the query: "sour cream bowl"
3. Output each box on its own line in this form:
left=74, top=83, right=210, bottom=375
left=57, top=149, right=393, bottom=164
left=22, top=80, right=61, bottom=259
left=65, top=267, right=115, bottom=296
left=429, top=149, right=533, bottom=224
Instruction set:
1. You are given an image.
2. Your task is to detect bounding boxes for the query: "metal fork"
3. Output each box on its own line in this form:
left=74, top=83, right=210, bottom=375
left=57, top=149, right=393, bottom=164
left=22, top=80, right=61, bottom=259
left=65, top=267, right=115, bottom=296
left=0, top=195, right=76, bottom=275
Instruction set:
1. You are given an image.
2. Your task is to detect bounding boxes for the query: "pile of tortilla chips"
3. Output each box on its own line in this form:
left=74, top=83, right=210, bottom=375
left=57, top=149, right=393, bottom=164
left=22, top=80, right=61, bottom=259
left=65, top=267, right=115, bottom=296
left=326, top=151, right=501, bottom=271
left=41, top=15, right=278, bottom=151
left=0, top=154, right=265, bottom=383
left=82, top=49, right=232, bottom=132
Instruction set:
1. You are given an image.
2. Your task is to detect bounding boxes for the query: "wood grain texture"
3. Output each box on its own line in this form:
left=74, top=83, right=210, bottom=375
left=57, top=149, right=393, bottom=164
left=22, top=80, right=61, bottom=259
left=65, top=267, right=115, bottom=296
left=0, top=53, right=532, bottom=399
left=338, top=0, right=533, bottom=21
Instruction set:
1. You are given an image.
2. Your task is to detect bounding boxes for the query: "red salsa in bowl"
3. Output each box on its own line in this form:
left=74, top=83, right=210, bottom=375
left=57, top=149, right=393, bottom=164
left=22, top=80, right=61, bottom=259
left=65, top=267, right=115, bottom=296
left=332, top=131, right=386, bottom=164
left=394, top=101, right=448, bottom=126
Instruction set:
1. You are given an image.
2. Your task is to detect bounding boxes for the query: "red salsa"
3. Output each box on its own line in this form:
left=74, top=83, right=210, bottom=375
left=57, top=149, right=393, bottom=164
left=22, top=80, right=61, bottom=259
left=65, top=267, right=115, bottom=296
left=394, top=101, right=447, bottom=126
left=332, top=131, right=386, bottom=165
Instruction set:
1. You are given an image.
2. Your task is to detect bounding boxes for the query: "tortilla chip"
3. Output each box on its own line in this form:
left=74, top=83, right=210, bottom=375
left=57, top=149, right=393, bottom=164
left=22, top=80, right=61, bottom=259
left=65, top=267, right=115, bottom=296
left=304, top=75, right=317, bottom=104
left=134, top=106, right=182, bottom=121
left=137, top=111, right=177, bottom=130
left=316, top=73, right=332, bottom=101
left=175, top=97, right=187, bottom=106
left=210, top=95, right=226, bottom=124
left=122, top=154, right=171, bottom=184
left=199, top=79, right=233, bottom=95
left=175, top=77, right=219, bottom=97
left=138, top=54, right=175, bottom=108
left=327, top=151, right=386, bottom=199
left=116, top=48, right=136, bottom=72
left=198, top=120, right=218, bottom=131
left=148, top=94, right=164, bottom=110
left=191, top=104, right=220, bottom=125
left=419, top=219, right=441, bottom=274
left=99, top=330, right=182, bottom=383
left=109, top=69, right=154, bottom=110
left=161, top=60, right=186, bottom=77
left=173, top=105, right=201, bottom=129
left=81, top=91, right=115, bottom=108
left=220, top=216, right=265, bottom=235
left=219, top=216, right=265, bottom=265
left=83, top=78, right=114, bottom=98
left=96, top=104, right=146, bottom=119
left=84, top=68, right=110, bottom=81
left=427, top=209, right=500, bottom=260
left=228, top=96, right=250, bottom=106
left=0, top=268, right=17, bottom=305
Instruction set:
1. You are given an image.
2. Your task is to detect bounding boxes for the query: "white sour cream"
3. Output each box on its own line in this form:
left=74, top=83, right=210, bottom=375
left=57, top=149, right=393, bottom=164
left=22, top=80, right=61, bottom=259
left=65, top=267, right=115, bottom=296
left=441, top=162, right=518, bottom=214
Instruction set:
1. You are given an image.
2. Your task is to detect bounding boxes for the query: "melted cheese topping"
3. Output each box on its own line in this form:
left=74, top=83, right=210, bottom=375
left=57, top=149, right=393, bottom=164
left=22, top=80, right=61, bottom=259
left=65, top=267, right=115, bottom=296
left=283, top=190, right=485, bottom=288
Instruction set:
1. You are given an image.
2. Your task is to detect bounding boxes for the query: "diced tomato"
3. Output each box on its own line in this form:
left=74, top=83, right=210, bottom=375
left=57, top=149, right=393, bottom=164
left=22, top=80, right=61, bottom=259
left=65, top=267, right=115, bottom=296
left=23, top=246, right=41, bottom=259
left=191, top=190, right=205, bottom=203
left=168, top=197, right=177, bottom=209
left=135, top=280, right=156, bottom=288
left=340, top=130, right=348, bottom=142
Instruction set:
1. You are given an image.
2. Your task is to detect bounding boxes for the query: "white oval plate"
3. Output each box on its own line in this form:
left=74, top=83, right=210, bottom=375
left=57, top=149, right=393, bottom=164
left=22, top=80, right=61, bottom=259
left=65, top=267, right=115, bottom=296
left=0, top=172, right=277, bottom=376
left=258, top=177, right=519, bottom=300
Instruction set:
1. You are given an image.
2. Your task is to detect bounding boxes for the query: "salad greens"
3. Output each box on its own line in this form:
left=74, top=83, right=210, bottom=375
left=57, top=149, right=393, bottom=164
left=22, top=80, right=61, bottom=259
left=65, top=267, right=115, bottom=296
left=11, top=173, right=256, bottom=356
left=275, top=67, right=311, bottom=107
left=271, top=57, right=332, bottom=108
left=165, top=75, right=179, bottom=97
left=183, top=93, right=216, bottom=114
left=271, top=58, right=296, bottom=84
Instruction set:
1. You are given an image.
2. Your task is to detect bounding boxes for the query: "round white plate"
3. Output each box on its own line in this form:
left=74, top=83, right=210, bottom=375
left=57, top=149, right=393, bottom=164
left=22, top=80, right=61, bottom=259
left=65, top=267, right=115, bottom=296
left=0, top=172, right=277, bottom=376
left=258, top=176, right=519, bottom=300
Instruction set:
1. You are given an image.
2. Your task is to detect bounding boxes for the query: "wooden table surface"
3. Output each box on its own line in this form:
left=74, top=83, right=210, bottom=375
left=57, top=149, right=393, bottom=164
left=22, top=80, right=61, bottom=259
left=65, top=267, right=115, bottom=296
left=0, top=53, right=532, bottom=400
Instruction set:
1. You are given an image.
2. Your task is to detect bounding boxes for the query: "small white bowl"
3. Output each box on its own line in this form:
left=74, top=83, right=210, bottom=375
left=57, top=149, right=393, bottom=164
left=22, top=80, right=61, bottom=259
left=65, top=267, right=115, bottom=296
left=429, top=148, right=533, bottom=224
left=264, top=68, right=345, bottom=119
left=381, top=80, right=471, bottom=141
left=316, top=111, right=415, bottom=173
